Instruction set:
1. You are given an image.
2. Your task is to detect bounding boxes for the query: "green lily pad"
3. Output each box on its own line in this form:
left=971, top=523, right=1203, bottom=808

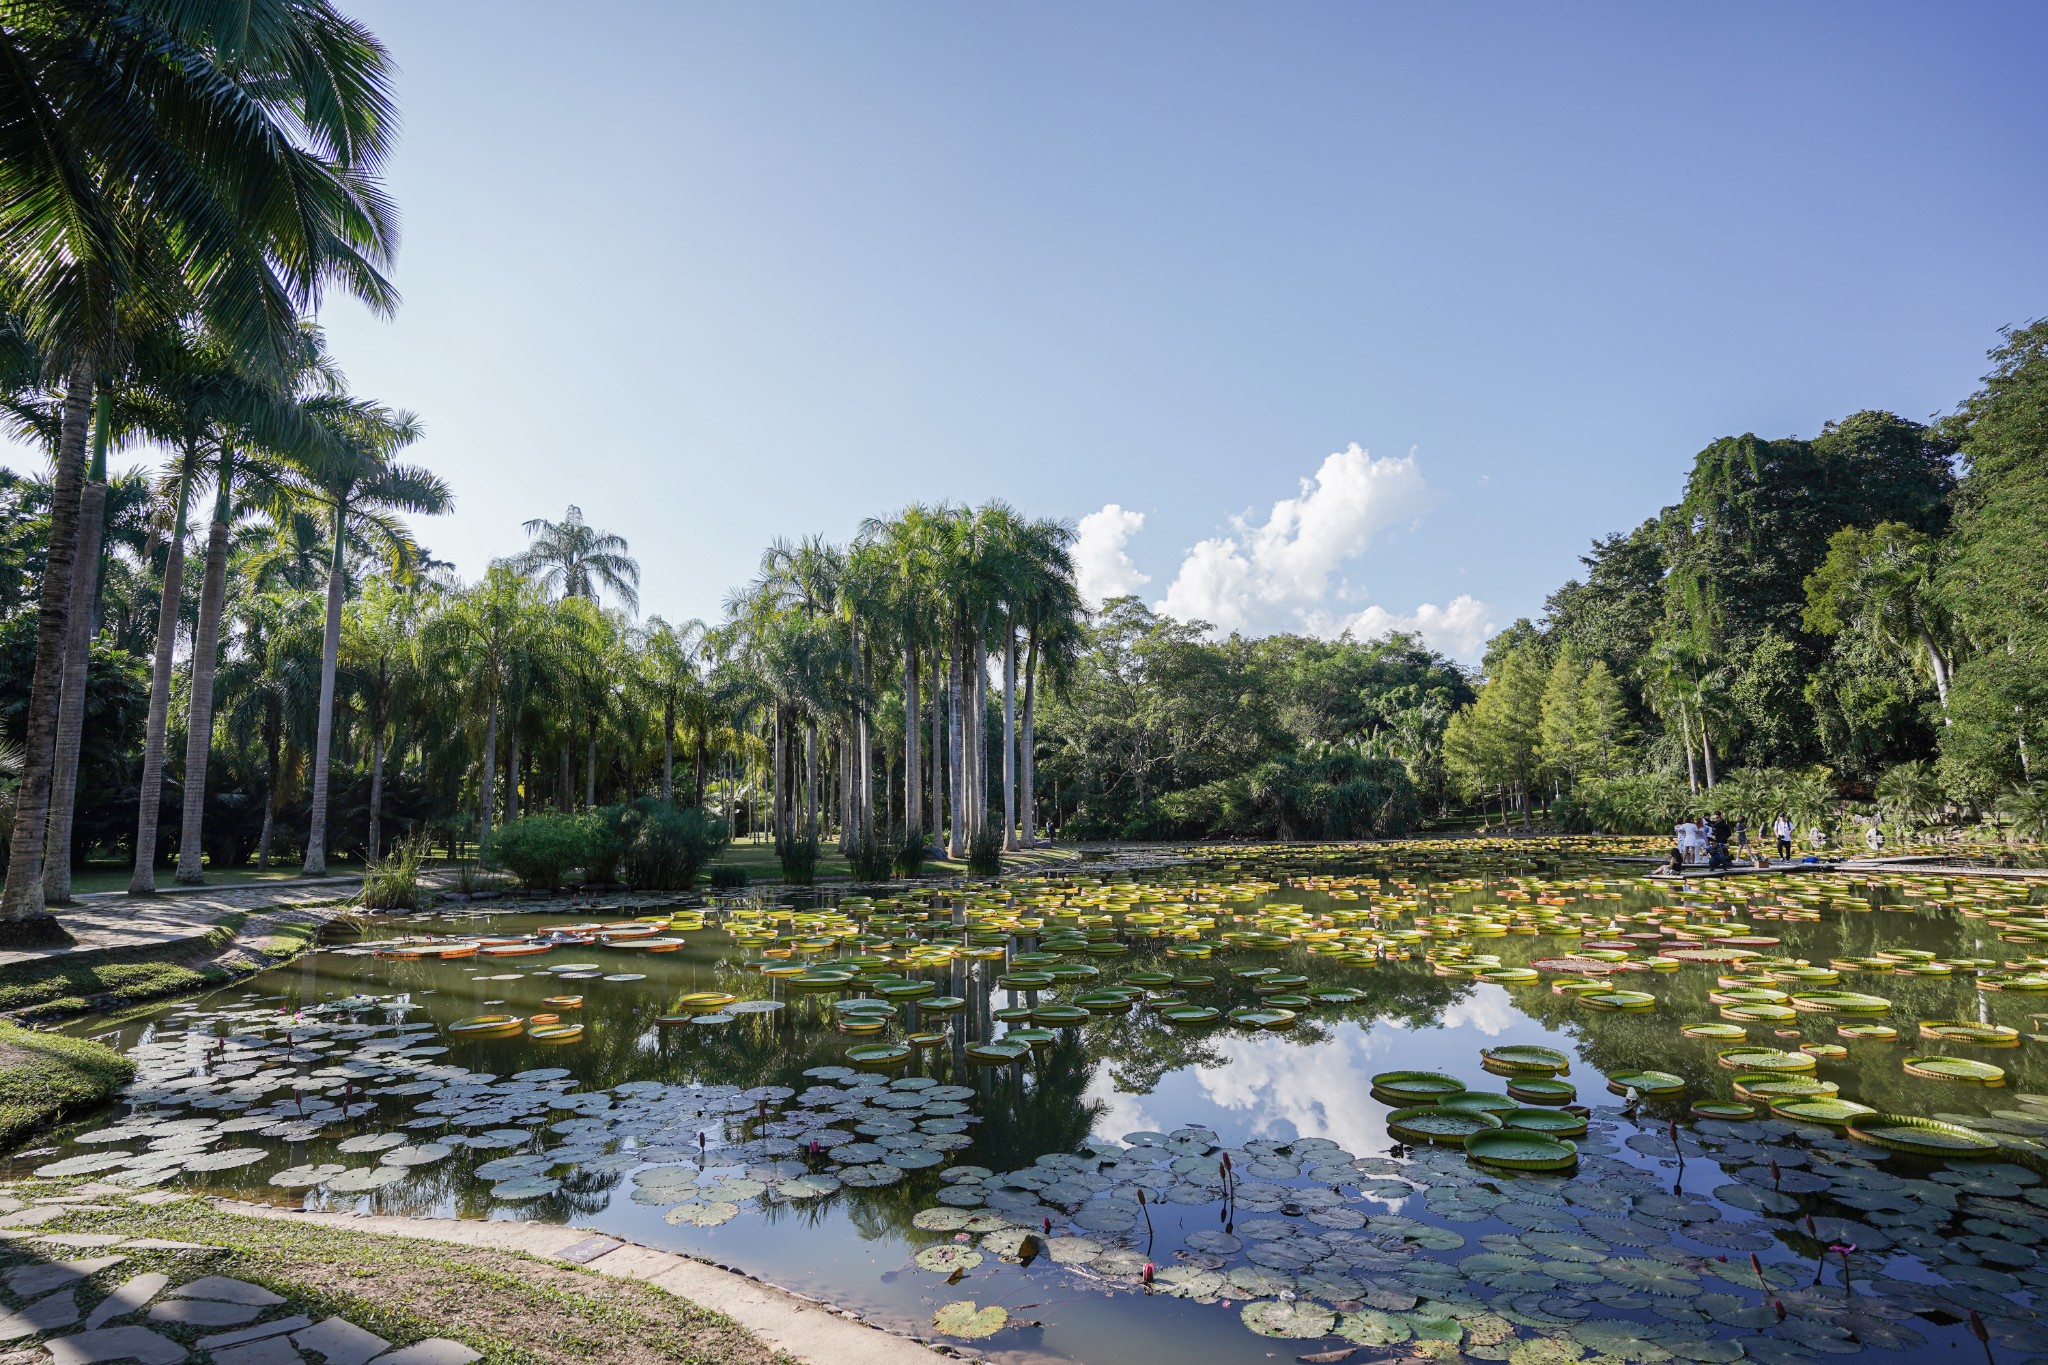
left=914, top=1244, right=983, bottom=1273
left=932, top=1301, right=1008, bottom=1339
left=1240, top=1299, right=1338, bottom=1338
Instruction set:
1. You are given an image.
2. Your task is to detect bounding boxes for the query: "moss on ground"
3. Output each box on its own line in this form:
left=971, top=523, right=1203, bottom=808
left=0, top=1022, right=135, bottom=1148
left=1, top=1191, right=796, bottom=1365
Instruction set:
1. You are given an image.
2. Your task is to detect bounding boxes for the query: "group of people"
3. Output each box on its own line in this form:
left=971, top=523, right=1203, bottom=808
left=1664, top=811, right=1798, bottom=873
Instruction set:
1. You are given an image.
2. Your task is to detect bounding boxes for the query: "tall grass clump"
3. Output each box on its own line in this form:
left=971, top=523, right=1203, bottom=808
left=894, top=826, right=929, bottom=879
left=965, top=825, right=1003, bottom=877
left=622, top=802, right=729, bottom=890
left=778, top=834, right=820, bottom=885
left=358, top=834, right=428, bottom=910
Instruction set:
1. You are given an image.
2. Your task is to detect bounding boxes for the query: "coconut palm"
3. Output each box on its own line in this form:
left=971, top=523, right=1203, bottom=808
left=505, top=505, right=640, bottom=611
left=427, top=568, right=546, bottom=847
left=341, top=578, right=431, bottom=863
left=296, top=402, right=449, bottom=875
left=0, top=0, right=400, bottom=928
left=640, top=617, right=707, bottom=804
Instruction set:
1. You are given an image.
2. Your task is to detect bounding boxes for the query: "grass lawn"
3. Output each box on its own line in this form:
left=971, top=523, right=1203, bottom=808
left=0, top=1022, right=135, bottom=1147
left=64, top=858, right=370, bottom=896
left=0, top=1192, right=792, bottom=1365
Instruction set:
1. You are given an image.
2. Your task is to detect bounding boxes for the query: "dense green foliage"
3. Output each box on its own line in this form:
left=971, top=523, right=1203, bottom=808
left=1453, top=321, right=2048, bottom=834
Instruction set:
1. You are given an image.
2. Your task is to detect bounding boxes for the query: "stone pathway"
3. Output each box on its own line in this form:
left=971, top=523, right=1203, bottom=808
left=1, top=1185, right=946, bottom=1365
left=0, top=1231, right=476, bottom=1365
left=0, top=888, right=355, bottom=971
left=224, top=1203, right=946, bottom=1365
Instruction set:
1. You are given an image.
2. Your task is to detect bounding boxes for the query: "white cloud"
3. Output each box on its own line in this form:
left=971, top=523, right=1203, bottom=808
left=1341, top=594, right=1498, bottom=660
left=1073, top=503, right=1150, bottom=608
left=1191, top=1026, right=1397, bottom=1154
left=1156, top=444, right=1430, bottom=636
left=1081, top=1068, right=1157, bottom=1143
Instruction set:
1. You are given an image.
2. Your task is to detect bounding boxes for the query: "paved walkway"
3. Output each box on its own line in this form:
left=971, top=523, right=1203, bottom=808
left=223, top=1203, right=944, bottom=1365
left=0, top=886, right=356, bottom=970
left=0, top=1186, right=944, bottom=1365
left=0, top=1189, right=478, bottom=1365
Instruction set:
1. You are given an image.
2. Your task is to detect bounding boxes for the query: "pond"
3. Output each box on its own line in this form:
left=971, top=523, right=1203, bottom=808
left=18, top=839, right=2048, bottom=1365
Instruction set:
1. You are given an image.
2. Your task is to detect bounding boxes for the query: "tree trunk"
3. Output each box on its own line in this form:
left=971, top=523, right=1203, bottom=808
left=585, top=727, right=597, bottom=809
left=128, top=466, right=191, bottom=895
left=929, top=648, right=944, bottom=838
left=256, top=715, right=280, bottom=869
left=1921, top=628, right=1951, bottom=717
left=948, top=619, right=964, bottom=858
left=969, top=632, right=987, bottom=840
left=1001, top=619, right=1017, bottom=851
left=1, top=355, right=93, bottom=922
left=805, top=717, right=819, bottom=842
left=662, top=698, right=674, bottom=803
left=505, top=720, right=520, bottom=822
left=478, top=700, right=499, bottom=847
left=301, top=506, right=347, bottom=876
left=1021, top=629, right=1039, bottom=847
left=1678, top=707, right=1699, bottom=795
left=859, top=639, right=874, bottom=843
left=904, top=644, right=921, bottom=836
left=175, top=462, right=234, bottom=884
left=45, top=394, right=112, bottom=903
left=367, top=727, right=386, bottom=864
left=557, top=744, right=570, bottom=812
left=692, top=728, right=706, bottom=809
left=1698, top=710, right=1717, bottom=790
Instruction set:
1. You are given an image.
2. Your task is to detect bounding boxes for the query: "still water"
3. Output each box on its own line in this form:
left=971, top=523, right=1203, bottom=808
left=21, top=840, right=2048, bottom=1365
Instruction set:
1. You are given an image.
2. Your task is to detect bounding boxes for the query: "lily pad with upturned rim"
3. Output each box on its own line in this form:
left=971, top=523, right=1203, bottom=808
left=1371, top=1071, right=1466, bottom=1104
left=1606, top=1070, right=1684, bottom=1096
left=1903, top=1055, right=2006, bottom=1085
left=1465, top=1129, right=1579, bottom=1172
left=1387, top=1105, right=1504, bottom=1145
left=1846, top=1113, right=2001, bottom=1157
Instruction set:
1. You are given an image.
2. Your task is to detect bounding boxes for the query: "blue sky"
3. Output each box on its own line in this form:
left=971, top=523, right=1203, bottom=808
left=33, top=2, right=2048, bottom=658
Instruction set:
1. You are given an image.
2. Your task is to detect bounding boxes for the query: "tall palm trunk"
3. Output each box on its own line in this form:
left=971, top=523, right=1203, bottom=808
left=1001, top=618, right=1017, bottom=851
left=771, top=705, right=785, bottom=848
left=903, top=644, right=921, bottom=834
left=366, top=727, right=386, bottom=864
left=859, top=639, right=874, bottom=843
left=969, top=632, right=987, bottom=840
left=1699, top=710, right=1717, bottom=789
left=505, top=720, right=520, bottom=823
left=176, top=456, right=235, bottom=883
left=129, top=464, right=192, bottom=894
left=928, top=648, right=944, bottom=838
left=947, top=618, right=964, bottom=858
left=45, top=391, right=114, bottom=903
left=805, top=717, right=819, bottom=842
left=1021, top=628, right=1039, bottom=847
left=1, top=356, right=93, bottom=925
left=478, top=699, right=498, bottom=846
left=692, top=729, right=707, bottom=808
left=661, top=698, right=675, bottom=802
left=1678, top=707, right=1699, bottom=795
left=585, top=726, right=597, bottom=809
left=255, top=715, right=280, bottom=869
left=302, top=504, right=347, bottom=876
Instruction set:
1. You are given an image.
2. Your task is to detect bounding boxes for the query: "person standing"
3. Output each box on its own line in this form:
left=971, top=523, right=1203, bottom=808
left=1773, top=812, right=1793, bottom=859
left=1734, top=816, right=1750, bottom=855
left=1674, top=818, right=1691, bottom=864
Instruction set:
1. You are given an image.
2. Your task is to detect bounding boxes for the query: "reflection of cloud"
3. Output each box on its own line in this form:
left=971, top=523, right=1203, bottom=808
left=1083, top=1067, right=1158, bottom=1141
left=1191, top=1026, right=1396, bottom=1155
left=1442, top=986, right=1518, bottom=1037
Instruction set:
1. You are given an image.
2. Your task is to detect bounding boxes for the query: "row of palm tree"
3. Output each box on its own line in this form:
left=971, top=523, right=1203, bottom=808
left=715, top=502, right=1081, bottom=862
left=0, top=0, right=405, bottom=935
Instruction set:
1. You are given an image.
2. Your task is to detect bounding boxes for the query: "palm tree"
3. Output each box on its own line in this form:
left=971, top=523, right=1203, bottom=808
left=428, top=568, right=546, bottom=848
left=297, top=402, right=449, bottom=875
left=505, top=506, right=640, bottom=611
left=342, top=578, right=430, bottom=863
left=640, top=617, right=707, bottom=804
left=0, top=0, right=400, bottom=930
left=217, top=588, right=323, bottom=869
left=128, top=322, right=328, bottom=892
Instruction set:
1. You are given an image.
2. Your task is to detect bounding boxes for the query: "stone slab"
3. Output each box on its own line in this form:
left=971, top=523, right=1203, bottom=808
left=166, top=1278, right=283, bottom=1307
left=0, top=1288, right=79, bottom=1341
left=291, top=1317, right=388, bottom=1365
left=198, top=1316, right=312, bottom=1351
left=6, top=1259, right=126, bottom=1298
left=84, top=1274, right=169, bottom=1330
left=148, top=1300, right=259, bottom=1327
left=363, top=1342, right=477, bottom=1365
left=209, top=1339, right=303, bottom=1365
left=42, top=1325, right=188, bottom=1364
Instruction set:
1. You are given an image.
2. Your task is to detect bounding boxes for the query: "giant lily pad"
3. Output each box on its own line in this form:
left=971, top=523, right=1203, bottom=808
left=932, top=1301, right=1007, bottom=1339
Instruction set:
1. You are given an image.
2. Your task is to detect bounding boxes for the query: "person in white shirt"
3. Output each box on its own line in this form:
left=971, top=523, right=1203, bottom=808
left=1773, top=813, right=1793, bottom=859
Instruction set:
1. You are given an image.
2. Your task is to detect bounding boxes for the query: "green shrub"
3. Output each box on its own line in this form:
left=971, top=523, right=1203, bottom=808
left=579, top=804, right=636, bottom=883
left=847, top=830, right=894, bottom=882
left=778, top=835, right=820, bottom=885
left=622, top=802, right=730, bottom=890
left=965, top=825, right=1003, bottom=877
left=894, top=826, right=929, bottom=879
left=709, top=864, right=749, bottom=890
left=485, top=813, right=590, bottom=890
